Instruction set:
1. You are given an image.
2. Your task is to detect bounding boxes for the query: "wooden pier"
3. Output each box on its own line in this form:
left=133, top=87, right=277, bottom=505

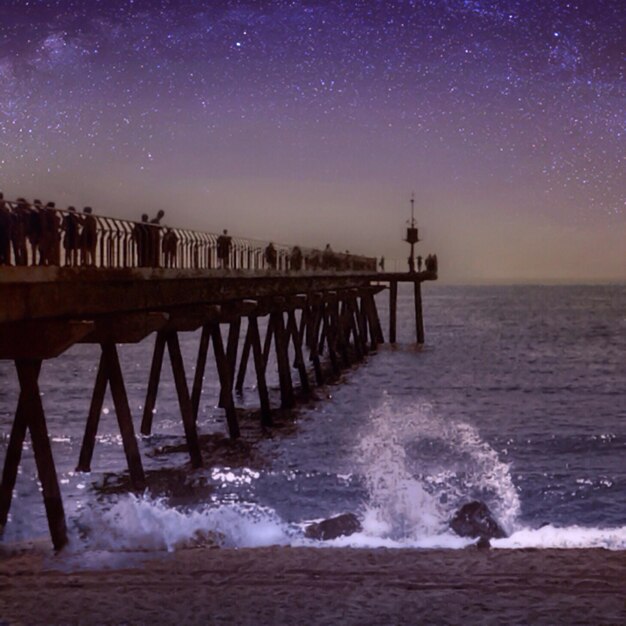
left=0, top=200, right=436, bottom=550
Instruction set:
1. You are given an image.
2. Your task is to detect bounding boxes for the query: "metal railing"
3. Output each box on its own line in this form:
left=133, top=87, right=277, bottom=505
left=0, top=197, right=377, bottom=272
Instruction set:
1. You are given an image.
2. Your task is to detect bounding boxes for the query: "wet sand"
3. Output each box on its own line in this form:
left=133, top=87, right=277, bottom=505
left=1, top=546, right=624, bottom=624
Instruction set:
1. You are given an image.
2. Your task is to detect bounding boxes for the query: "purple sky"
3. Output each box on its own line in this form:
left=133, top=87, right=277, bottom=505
left=0, top=0, right=624, bottom=281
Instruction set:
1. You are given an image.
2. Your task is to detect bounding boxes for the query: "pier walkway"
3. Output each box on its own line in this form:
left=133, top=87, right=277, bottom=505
left=0, top=198, right=436, bottom=549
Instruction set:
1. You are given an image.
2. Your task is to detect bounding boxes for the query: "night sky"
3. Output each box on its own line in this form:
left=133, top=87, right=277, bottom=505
left=1, top=1, right=624, bottom=281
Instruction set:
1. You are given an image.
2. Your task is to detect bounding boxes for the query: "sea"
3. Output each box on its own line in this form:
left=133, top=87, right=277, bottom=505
left=1, top=283, right=625, bottom=561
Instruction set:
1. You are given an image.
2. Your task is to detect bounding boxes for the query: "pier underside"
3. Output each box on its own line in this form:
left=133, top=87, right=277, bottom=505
left=0, top=268, right=435, bottom=549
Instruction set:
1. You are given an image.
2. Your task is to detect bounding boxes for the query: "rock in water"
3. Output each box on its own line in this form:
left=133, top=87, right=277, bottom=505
left=450, top=501, right=507, bottom=540
left=305, top=513, right=362, bottom=541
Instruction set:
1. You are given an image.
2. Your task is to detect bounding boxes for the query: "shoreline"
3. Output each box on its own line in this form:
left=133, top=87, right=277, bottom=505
left=1, top=546, right=625, bottom=624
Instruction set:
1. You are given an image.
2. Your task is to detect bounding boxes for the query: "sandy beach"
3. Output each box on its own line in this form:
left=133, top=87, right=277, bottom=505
left=1, top=546, right=624, bottom=625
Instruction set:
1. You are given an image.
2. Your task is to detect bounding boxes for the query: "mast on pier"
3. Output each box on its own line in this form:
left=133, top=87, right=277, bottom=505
left=405, top=192, right=419, bottom=273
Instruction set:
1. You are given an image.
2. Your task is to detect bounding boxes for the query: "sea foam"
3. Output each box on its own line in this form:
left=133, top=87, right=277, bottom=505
left=355, top=397, right=521, bottom=541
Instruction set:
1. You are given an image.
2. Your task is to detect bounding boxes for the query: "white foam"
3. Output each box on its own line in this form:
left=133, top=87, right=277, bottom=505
left=355, top=396, right=521, bottom=542
left=69, top=397, right=625, bottom=553
left=78, top=494, right=294, bottom=552
left=494, top=524, right=626, bottom=550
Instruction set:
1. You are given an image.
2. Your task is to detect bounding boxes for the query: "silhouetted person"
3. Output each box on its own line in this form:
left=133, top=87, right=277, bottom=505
left=43, top=202, right=61, bottom=265
left=322, top=243, right=334, bottom=270
left=290, top=245, right=303, bottom=271
left=12, top=198, right=30, bottom=265
left=63, top=206, right=80, bottom=266
left=417, top=255, right=423, bottom=272
left=264, top=241, right=277, bottom=269
left=28, top=199, right=44, bottom=264
left=379, top=256, right=385, bottom=271
left=150, top=209, right=165, bottom=225
left=81, top=206, right=97, bottom=266
left=162, top=228, right=178, bottom=268
left=217, top=229, right=232, bottom=268
left=307, top=250, right=320, bottom=270
left=0, top=193, right=11, bottom=265
left=149, top=222, right=161, bottom=267
left=133, top=214, right=150, bottom=267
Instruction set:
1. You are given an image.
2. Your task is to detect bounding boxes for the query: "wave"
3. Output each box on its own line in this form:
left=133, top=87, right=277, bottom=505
left=354, top=396, right=521, bottom=538
left=71, top=494, right=626, bottom=555
left=66, top=397, right=625, bottom=554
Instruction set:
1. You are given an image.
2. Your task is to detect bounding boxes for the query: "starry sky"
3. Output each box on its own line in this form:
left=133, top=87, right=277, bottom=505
left=0, top=0, right=624, bottom=282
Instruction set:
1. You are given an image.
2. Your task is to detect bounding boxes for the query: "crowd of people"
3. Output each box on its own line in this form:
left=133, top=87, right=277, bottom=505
left=0, top=192, right=379, bottom=272
left=0, top=193, right=98, bottom=267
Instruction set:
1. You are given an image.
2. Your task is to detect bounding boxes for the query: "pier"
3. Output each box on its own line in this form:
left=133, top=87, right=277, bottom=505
left=0, top=198, right=437, bottom=549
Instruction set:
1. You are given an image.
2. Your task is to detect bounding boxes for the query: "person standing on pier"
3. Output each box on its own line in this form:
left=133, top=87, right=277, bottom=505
left=417, top=255, right=423, bottom=272
left=132, top=214, right=150, bottom=267
left=264, top=241, right=277, bottom=269
left=217, top=229, right=232, bottom=269
left=290, top=245, right=303, bottom=271
left=63, top=207, right=80, bottom=266
left=0, top=193, right=11, bottom=265
left=29, top=200, right=44, bottom=265
left=150, top=209, right=165, bottom=225
left=81, top=206, right=97, bottom=266
left=322, top=243, right=334, bottom=270
left=162, top=228, right=178, bottom=268
left=44, top=202, right=61, bottom=265
left=10, top=199, right=28, bottom=265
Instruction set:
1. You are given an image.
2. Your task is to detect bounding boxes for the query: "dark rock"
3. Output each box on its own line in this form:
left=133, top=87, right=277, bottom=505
left=450, top=501, right=507, bottom=540
left=305, top=513, right=362, bottom=541
left=476, top=536, right=491, bottom=550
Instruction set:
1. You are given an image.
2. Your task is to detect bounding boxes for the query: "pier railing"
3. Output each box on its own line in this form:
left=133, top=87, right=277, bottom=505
left=0, top=197, right=377, bottom=272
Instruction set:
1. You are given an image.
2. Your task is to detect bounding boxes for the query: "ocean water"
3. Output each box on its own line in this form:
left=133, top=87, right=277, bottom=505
left=0, top=283, right=625, bottom=556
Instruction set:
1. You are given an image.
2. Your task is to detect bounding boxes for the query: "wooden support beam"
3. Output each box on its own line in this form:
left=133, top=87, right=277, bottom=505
left=372, top=293, right=385, bottom=344
left=322, top=304, right=340, bottom=376
left=0, top=362, right=41, bottom=535
left=140, top=331, right=166, bottom=435
left=77, top=350, right=108, bottom=471
left=341, top=293, right=362, bottom=362
left=262, top=315, right=274, bottom=368
left=247, top=315, right=272, bottom=426
left=347, top=295, right=365, bottom=360
left=271, top=310, right=295, bottom=408
left=192, top=324, right=211, bottom=420
left=165, top=332, right=203, bottom=468
left=235, top=322, right=252, bottom=393
left=0, top=360, right=68, bottom=550
left=219, top=318, right=241, bottom=407
left=297, top=303, right=309, bottom=346
left=355, top=292, right=370, bottom=355
left=414, top=280, right=425, bottom=345
left=286, top=309, right=310, bottom=393
left=361, top=293, right=382, bottom=350
left=389, top=280, right=398, bottom=344
left=210, top=324, right=240, bottom=439
left=330, top=296, right=350, bottom=368
left=76, top=342, right=145, bottom=489
left=307, top=302, right=324, bottom=386
left=101, top=342, right=146, bottom=490
left=305, top=293, right=323, bottom=351
left=138, top=329, right=204, bottom=466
